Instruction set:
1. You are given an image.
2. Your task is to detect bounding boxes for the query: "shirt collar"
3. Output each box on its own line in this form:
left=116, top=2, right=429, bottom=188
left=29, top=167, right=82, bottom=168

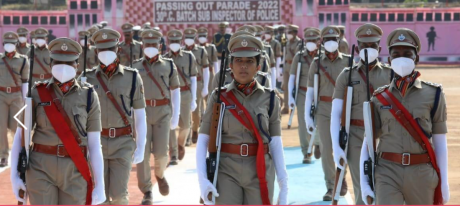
left=96, top=62, right=125, bottom=76
left=169, top=48, right=184, bottom=57
left=356, top=59, right=381, bottom=70
left=226, top=79, right=265, bottom=94
left=46, top=78, right=81, bottom=91
left=389, top=74, right=422, bottom=92
left=321, top=51, right=343, bottom=61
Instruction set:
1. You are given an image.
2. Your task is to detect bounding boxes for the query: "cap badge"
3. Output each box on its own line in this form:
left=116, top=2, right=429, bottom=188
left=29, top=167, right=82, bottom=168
left=241, top=39, right=248, bottom=47
left=149, top=33, right=153, bottom=37
left=366, top=29, right=372, bottom=35
left=398, top=34, right=406, bottom=41
left=310, top=32, right=313, bottom=36
left=8, top=34, right=12, bottom=38
left=173, top=33, right=177, bottom=37
left=329, top=29, right=334, bottom=34
left=61, top=43, right=68, bottom=51
left=245, top=28, right=249, bottom=32
left=102, top=33, right=108, bottom=39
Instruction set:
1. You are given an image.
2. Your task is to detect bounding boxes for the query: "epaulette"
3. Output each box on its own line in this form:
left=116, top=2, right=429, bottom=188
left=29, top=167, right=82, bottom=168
left=18, top=54, right=28, bottom=59
left=133, top=58, right=144, bottom=64
left=86, top=67, right=97, bottom=73
left=343, top=67, right=351, bottom=71
left=123, top=66, right=139, bottom=72
left=33, top=80, right=49, bottom=88
left=262, top=50, right=267, bottom=55
left=381, top=63, right=391, bottom=69
left=313, top=56, right=320, bottom=60
left=160, top=56, right=173, bottom=62
left=373, top=85, right=390, bottom=95
left=342, top=54, right=352, bottom=58
left=422, top=81, right=442, bottom=88
left=81, top=81, right=93, bottom=88
left=264, top=43, right=271, bottom=47
left=182, top=50, right=193, bottom=54
left=257, top=71, right=269, bottom=77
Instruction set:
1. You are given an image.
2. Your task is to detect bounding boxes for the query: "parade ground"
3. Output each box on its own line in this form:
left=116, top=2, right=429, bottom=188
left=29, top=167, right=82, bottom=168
left=0, top=67, right=457, bottom=205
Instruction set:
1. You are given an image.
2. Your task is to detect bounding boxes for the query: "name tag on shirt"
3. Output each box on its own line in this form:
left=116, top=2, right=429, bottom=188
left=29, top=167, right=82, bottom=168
left=38, top=101, right=51, bottom=106
left=351, top=81, right=361, bottom=85
left=225, top=105, right=236, bottom=110
left=380, top=105, right=392, bottom=110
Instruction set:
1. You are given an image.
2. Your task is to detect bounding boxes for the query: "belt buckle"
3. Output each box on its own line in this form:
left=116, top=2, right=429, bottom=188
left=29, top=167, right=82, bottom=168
left=240, top=144, right=249, bottom=157
left=6, top=87, right=11, bottom=93
left=109, top=128, right=116, bottom=138
left=40, top=74, right=45, bottom=79
left=57, top=145, right=65, bottom=157
left=402, top=153, right=410, bottom=165
left=152, top=100, right=156, bottom=107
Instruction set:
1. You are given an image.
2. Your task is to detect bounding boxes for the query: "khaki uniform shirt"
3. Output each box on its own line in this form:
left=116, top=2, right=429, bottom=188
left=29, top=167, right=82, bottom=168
left=77, top=46, right=99, bottom=74
left=203, top=43, right=218, bottom=66
left=32, top=79, right=101, bottom=146
left=307, top=52, right=351, bottom=116
left=85, top=65, right=146, bottom=129
left=260, top=52, right=273, bottom=75
left=17, top=43, right=31, bottom=56
left=266, top=39, right=282, bottom=58
left=164, top=49, right=198, bottom=87
left=285, top=37, right=301, bottom=63
left=29, top=46, right=51, bottom=78
left=0, top=52, right=30, bottom=86
left=372, top=79, right=447, bottom=154
left=339, top=38, right=350, bottom=55
left=133, top=57, right=180, bottom=100
left=264, top=44, right=276, bottom=68
left=289, top=51, right=317, bottom=91
left=333, top=60, right=393, bottom=121
left=200, top=81, right=281, bottom=144
left=119, top=40, right=143, bottom=66
left=186, top=45, right=209, bottom=82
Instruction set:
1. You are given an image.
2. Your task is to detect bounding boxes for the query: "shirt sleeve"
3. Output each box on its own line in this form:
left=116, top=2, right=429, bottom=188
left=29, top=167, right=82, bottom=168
left=275, top=41, right=282, bottom=58
left=190, top=53, right=198, bottom=76
left=269, top=93, right=282, bottom=136
left=201, top=48, right=209, bottom=68
left=21, top=57, right=30, bottom=82
left=333, top=69, right=348, bottom=100
left=87, top=90, right=102, bottom=132
left=371, top=96, right=383, bottom=138
left=290, top=53, right=300, bottom=76
left=212, top=46, right=218, bottom=62
left=269, top=47, right=275, bottom=67
left=169, top=62, right=181, bottom=90
left=199, top=90, right=217, bottom=135
left=307, top=60, right=317, bottom=87
left=432, top=89, right=448, bottom=134
left=131, top=72, right=147, bottom=109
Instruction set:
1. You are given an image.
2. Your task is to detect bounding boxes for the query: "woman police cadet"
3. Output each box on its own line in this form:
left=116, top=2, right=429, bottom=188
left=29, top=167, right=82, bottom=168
left=196, top=34, right=288, bottom=205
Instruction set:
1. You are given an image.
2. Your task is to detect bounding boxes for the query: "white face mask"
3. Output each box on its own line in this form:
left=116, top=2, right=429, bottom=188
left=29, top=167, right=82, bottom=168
left=324, top=40, right=339, bottom=53
left=144, top=47, right=159, bottom=58
left=184, top=39, right=195, bottom=46
left=359, top=48, right=379, bottom=63
left=255, top=36, right=262, bottom=41
left=4, top=43, right=16, bottom=53
left=18, top=37, right=27, bottom=44
left=265, top=34, right=272, bottom=40
left=198, top=37, right=207, bottom=44
left=80, top=39, right=86, bottom=46
left=36, top=39, right=46, bottom=47
left=287, top=34, right=293, bottom=40
left=306, top=42, right=317, bottom=52
left=98, top=51, right=117, bottom=66
left=391, top=57, right=416, bottom=77
left=169, top=43, right=181, bottom=52
left=52, top=64, right=76, bottom=83
left=32, top=38, right=36, bottom=44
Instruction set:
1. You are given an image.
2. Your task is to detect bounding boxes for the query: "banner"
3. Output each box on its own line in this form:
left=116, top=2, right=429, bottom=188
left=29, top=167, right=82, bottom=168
left=154, top=0, right=281, bottom=23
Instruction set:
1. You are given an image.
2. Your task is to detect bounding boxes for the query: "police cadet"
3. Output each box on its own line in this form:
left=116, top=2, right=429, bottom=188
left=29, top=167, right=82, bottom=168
left=255, top=25, right=277, bottom=91
left=282, top=24, right=301, bottom=114
left=10, top=38, right=105, bottom=204
left=164, top=29, right=198, bottom=165
left=264, top=26, right=282, bottom=87
left=197, top=34, right=288, bottom=205
left=77, top=31, right=98, bottom=75
left=197, top=27, right=219, bottom=101
left=183, top=28, right=209, bottom=146
left=304, top=26, right=351, bottom=201
left=337, top=25, right=350, bottom=55
left=360, top=28, right=450, bottom=205
left=29, top=28, right=52, bottom=83
left=330, top=23, right=392, bottom=205
left=16, top=27, right=30, bottom=55
left=85, top=29, right=147, bottom=205
left=30, top=30, right=36, bottom=46
left=119, top=23, right=143, bottom=66
left=287, top=27, right=322, bottom=164
left=132, top=29, right=181, bottom=205
left=212, top=21, right=232, bottom=69
left=0, top=32, right=29, bottom=167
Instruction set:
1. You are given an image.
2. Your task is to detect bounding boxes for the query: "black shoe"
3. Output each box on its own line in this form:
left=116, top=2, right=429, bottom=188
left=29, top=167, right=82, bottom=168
left=302, top=155, right=312, bottom=164
left=0, top=158, right=8, bottom=167
left=141, top=191, right=153, bottom=205
left=314, top=145, right=321, bottom=159
left=169, top=156, right=178, bottom=165
left=323, top=189, right=333, bottom=201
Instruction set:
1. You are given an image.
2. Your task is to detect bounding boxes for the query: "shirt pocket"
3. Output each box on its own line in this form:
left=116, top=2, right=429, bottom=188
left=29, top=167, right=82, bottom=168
left=255, top=107, right=271, bottom=141
left=72, top=106, right=88, bottom=137
left=35, top=105, right=49, bottom=128
left=413, top=109, right=432, bottom=137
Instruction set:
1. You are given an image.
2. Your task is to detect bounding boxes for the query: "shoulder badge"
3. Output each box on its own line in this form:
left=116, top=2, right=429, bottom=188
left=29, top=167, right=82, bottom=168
left=373, top=85, right=390, bottom=95
left=422, top=80, right=442, bottom=88
left=342, top=54, right=352, bottom=58
left=257, top=71, right=269, bottom=77
left=343, top=67, right=351, bottom=71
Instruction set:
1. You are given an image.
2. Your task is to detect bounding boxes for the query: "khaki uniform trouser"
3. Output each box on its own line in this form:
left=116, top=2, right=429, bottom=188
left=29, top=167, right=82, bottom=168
left=137, top=105, right=172, bottom=193
left=282, top=63, right=291, bottom=109
left=26, top=151, right=87, bottom=204
left=375, top=155, right=439, bottom=204
left=316, top=114, right=336, bottom=190
left=347, top=125, right=365, bottom=205
left=295, top=92, right=320, bottom=156
left=169, top=91, right=192, bottom=158
left=101, top=135, right=136, bottom=205
left=192, top=81, right=204, bottom=132
left=0, top=91, right=23, bottom=159
left=216, top=153, right=275, bottom=205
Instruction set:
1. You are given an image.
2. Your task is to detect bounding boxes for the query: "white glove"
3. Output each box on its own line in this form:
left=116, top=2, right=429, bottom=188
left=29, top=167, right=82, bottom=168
left=87, top=132, right=106, bottom=205
left=202, top=67, right=210, bottom=97
left=287, top=75, right=295, bottom=109
left=21, top=83, right=28, bottom=99
left=276, top=57, right=281, bottom=71
left=331, top=98, right=347, bottom=169
left=10, top=127, right=26, bottom=204
left=190, top=76, right=198, bottom=112
left=213, top=62, right=219, bottom=74
left=304, top=88, right=315, bottom=134
left=360, top=138, right=375, bottom=205
left=170, top=88, right=181, bottom=130
left=132, top=108, right=147, bottom=164
left=270, top=67, right=277, bottom=90
left=196, top=133, right=219, bottom=205
left=433, top=134, right=450, bottom=204
left=270, top=136, right=289, bottom=205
